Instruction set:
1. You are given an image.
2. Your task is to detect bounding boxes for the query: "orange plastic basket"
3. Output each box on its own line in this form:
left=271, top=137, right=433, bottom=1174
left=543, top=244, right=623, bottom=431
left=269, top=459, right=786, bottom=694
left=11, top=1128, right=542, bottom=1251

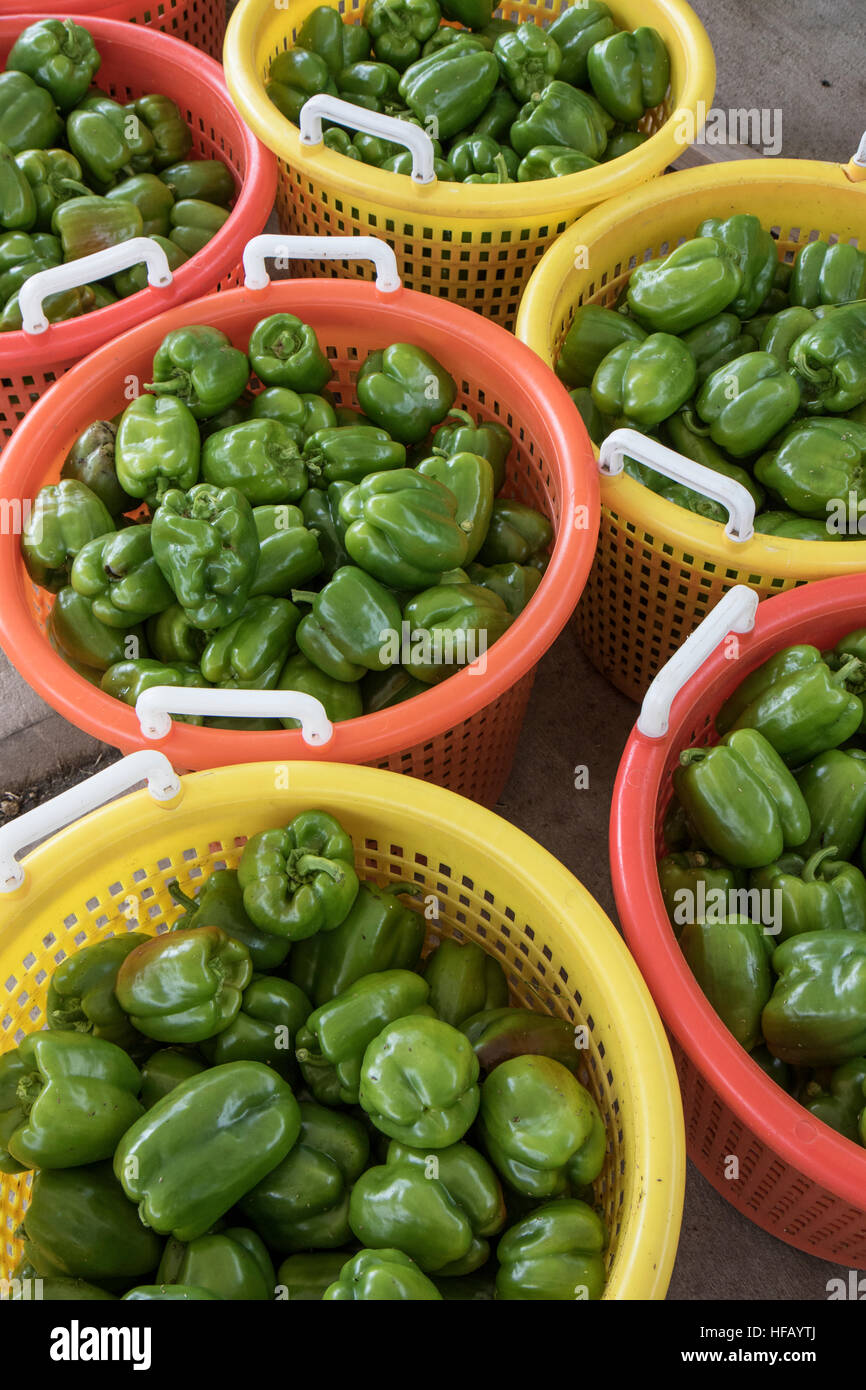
left=0, top=15, right=277, bottom=446
left=0, top=244, right=598, bottom=805
left=7, top=0, right=227, bottom=57
left=611, top=575, right=866, bottom=1265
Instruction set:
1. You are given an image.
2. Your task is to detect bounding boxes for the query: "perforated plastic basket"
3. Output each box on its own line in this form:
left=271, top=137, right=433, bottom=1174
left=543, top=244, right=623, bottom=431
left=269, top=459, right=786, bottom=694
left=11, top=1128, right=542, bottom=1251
left=223, top=0, right=715, bottom=330
left=0, top=236, right=598, bottom=806
left=516, top=151, right=866, bottom=701
left=9, top=0, right=226, bottom=57
left=0, top=755, right=685, bottom=1296
left=0, top=15, right=277, bottom=445
left=611, top=576, right=866, bottom=1265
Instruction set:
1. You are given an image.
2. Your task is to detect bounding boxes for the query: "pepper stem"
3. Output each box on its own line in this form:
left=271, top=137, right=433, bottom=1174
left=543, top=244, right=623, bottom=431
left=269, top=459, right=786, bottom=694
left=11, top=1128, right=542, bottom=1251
left=680, top=406, right=712, bottom=438
left=678, top=747, right=711, bottom=767
left=16, top=1072, right=43, bottom=1115
left=832, top=656, right=865, bottom=687
left=291, top=590, right=318, bottom=606
left=802, top=846, right=839, bottom=883
left=168, top=880, right=197, bottom=910
left=295, top=854, right=344, bottom=881
left=384, top=881, right=424, bottom=898
left=443, top=409, right=475, bottom=428
left=491, top=153, right=509, bottom=184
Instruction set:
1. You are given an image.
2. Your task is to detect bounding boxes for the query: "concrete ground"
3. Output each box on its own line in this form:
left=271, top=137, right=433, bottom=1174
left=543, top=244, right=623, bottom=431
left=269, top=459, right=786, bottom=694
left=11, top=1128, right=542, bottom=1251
left=0, top=0, right=863, bottom=1300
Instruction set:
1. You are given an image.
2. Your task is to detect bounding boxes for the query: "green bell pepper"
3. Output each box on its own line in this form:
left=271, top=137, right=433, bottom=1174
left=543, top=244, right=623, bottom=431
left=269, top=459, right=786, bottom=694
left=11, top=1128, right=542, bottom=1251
left=146, top=325, right=250, bottom=420
left=464, top=561, right=541, bottom=615
left=663, top=414, right=767, bottom=512
left=750, top=1044, right=794, bottom=1092
left=548, top=2, right=618, bottom=87
left=0, top=1031, right=142, bottom=1172
left=754, top=416, right=866, bottom=519
left=359, top=1014, right=481, bottom=1146
left=515, top=144, right=596, bottom=180
left=113, top=234, right=188, bottom=299
left=356, top=343, right=456, bottom=443
left=170, top=869, right=290, bottom=972
left=115, top=1061, right=302, bottom=1240
left=763, top=932, right=866, bottom=1065
left=416, top=451, right=494, bottom=562
left=556, top=304, right=646, bottom=390
left=726, top=656, right=864, bottom=765
left=495, top=1199, right=607, bottom=1300
left=657, top=851, right=745, bottom=932
left=447, top=134, right=518, bottom=181
left=402, top=583, right=512, bottom=683
left=104, top=173, right=174, bottom=238
left=237, top=810, right=360, bottom=940
left=267, top=48, right=337, bottom=125
left=471, top=85, right=520, bottom=140
left=124, top=1284, right=218, bottom=1300
left=200, top=595, right=300, bottom=689
left=324, top=1248, right=442, bottom=1299
left=460, top=1007, right=582, bottom=1075
left=627, top=236, right=744, bottom=334
left=289, top=881, right=425, bottom=1007
left=760, top=305, right=818, bottom=364
left=15, top=1277, right=117, bottom=1301
left=364, top=0, right=441, bottom=71
left=587, top=26, right=669, bottom=123
left=0, top=227, right=61, bottom=301
left=159, top=159, right=235, bottom=206
left=591, top=333, right=697, bottom=429
left=476, top=498, right=553, bottom=567
left=478, top=1055, right=605, bottom=1197
left=681, top=312, right=750, bottom=383
left=679, top=916, right=772, bottom=1051
left=77, top=92, right=155, bottom=175
left=430, top=408, right=511, bottom=493
left=21, top=480, right=114, bottom=593
left=789, top=301, right=866, bottom=414
left=295, top=6, right=372, bottom=74
left=423, top=938, right=508, bottom=1027
left=200, top=976, right=310, bottom=1078
left=398, top=44, right=500, bottom=137
left=293, top=566, right=401, bottom=680
left=716, top=644, right=824, bottom=735
left=146, top=604, right=207, bottom=665
left=46, top=933, right=149, bottom=1052
left=695, top=214, right=778, bottom=320
left=349, top=1139, right=505, bottom=1274
left=694, top=350, right=802, bottom=457
left=509, top=82, right=609, bottom=160
left=601, top=129, right=648, bottom=161
left=140, top=1048, right=206, bottom=1109
left=249, top=386, right=305, bottom=433
left=0, top=72, right=63, bottom=154
left=250, top=504, right=323, bottom=597
left=493, top=24, right=561, bottom=103
left=20, top=1163, right=162, bottom=1284
left=277, top=651, right=363, bottom=727
left=248, top=313, right=332, bottom=394
left=302, top=423, right=406, bottom=484
left=70, top=524, right=175, bottom=626
left=100, top=659, right=208, bottom=721
left=750, top=846, right=866, bottom=940
left=341, top=468, right=469, bottom=587
left=299, top=483, right=350, bottom=572
left=202, top=419, right=307, bottom=506
left=239, top=1100, right=369, bottom=1250
left=157, top=1227, right=274, bottom=1301
left=60, top=420, right=132, bottom=518
left=337, top=59, right=402, bottom=111
left=323, top=127, right=363, bottom=159
left=790, top=240, right=866, bottom=308
left=362, top=666, right=428, bottom=711
left=7, top=19, right=100, bottom=112
left=0, top=141, right=37, bottom=232
left=0, top=283, right=96, bottom=332
left=51, top=192, right=145, bottom=258
left=795, top=748, right=866, bottom=862
left=48, top=587, right=145, bottom=672
left=115, top=925, right=252, bottom=1044
left=380, top=151, right=453, bottom=179
left=277, top=1252, right=347, bottom=1300
left=168, top=197, right=229, bottom=256
left=150, top=482, right=260, bottom=630
left=296, top=968, right=430, bottom=1105
left=132, top=94, right=192, bottom=171
left=802, top=1057, right=866, bottom=1142
left=65, top=111, right=132, bottom=190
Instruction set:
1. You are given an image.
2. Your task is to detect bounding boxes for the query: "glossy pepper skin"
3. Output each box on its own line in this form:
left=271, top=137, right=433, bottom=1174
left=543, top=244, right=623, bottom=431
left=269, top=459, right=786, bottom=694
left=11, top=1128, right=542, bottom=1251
left=295, top=6, right=371, bottom=74
left=696, top=214, right=778, bottom=320
left=140, top=1048, right=206, bottom=1109
left=168, top=197, right=229, bottom=255
left=587, top=26, right=669, bottom=123
left=362, top=666, right=428, bottom=711
left=201, top=596, right=300, bottom=689
left=360, top=1014, right=481, bottom=1146
left=0, top=226, right=61, bottom=301
left=267, top=48, right=337, bottom=124
left=423, top=939, right=508, bottom=1027
left=20, top=1163, right=163, bottom=1284
left=0, top=1032, right=142, bottom=1172
left=471, top=84, right=520, bottom=140
left=715, top=645, right=824, bottom=735
left=324, top=1248, right=442, bottom=1300
left=202, top=419, right=307, bottom=506
left=157, top=1227, right=274, bottom=1301
left=169, top=870, right=290, bottom=972
left=357, top=344, right=456, bottom=443
left=750, top=847, right=866, bottom=940
left=448, top=135, right=518, bottom=182
left=341, top=468, right=469, bottom=588
left=300, top=484, right=350, bottom=572
left=591, top=333, right=696, bottom=429
left=398, top=45, right=500, bottom=138
left=249, top=313, right=332, bottom=394
left=100, top=659, right=208, bottom=721
left=694, top=350, right=802, bottom=457
left=478, top=1055, right=605, bottom=1197
left=278, top=651, right=363, bottom=728
left=250, top=504, right=322, bottom=597
left=336, top=59, right=401, bottom=112
left=754, top=417, right=866, bottom=519
left=465, top=561, right=541, bottom=616
left=240, top=1100, right=369, bottom=1251
left=663, top=413, right=767, bottom=513
left=350, top=1139, right=505, bottom=1274
left=115, top=1061, right=301, bottom=1241
left=0, top=283, right=95, bottom=332
left=277, top=1252, right=347, bottom=1300
left=657, top=851, right=745, bottom=932
left=61, top=420, right=133, bottom=518
left=150, top=483, right=260, bottom=630
left=726, top=657, right=865, bottom=766
left=680, top=917, right=774, bottom=1051
left=71, top=525, right=175, bottom=626
left=289, top=880, right=425, bottom=1007
left=296, top=968, right=430, bottom=1105
left=763, top=931, right=866, bottom=1066
left=303, top=423, right=406, bottom=485
left=790, top=240, right=866, bottom=308
left=494, top=24, right=561, bottom=103
left=0, top=72, right=63, bottom=154
left=160, top=159, right=234, bottom=206
left=802, top=1057, right=866, bottom=1142
left=21, top=480, right=114, bottom=593
left=510, top=83, right=608, bottom=160
left=402, top=583, right=512, bottom=683
left=0, top=141, right=37, bottom=232
left=147, top=326, right=249, bottom=420
left=237, top=811, right=360, bottom=940
left=789, top=302, right=866, bottom=414
left=461, top=1007, right=582, bottom=1076
left=132, top=94, right=191, bottom=170
left=759, top=305, right=817, bottom=364
left=795, top=749, right=866, bottom=862
left=496, top=1199, right=607, bottom=1300
left=363, top=0, right=440, bottom=71
left=548, top=1, right=617, bottom=86
left=115, top=396, right=201, bottom=506
left=201, top=975, right=310, bottom=1078
left=48, top=586, right=144, bottom=672
left=431, top=408, right=512, bottom=493
left=294, top=566, right=402, bottom=680
left=627, top=237, right=743, bottom=334
left=417, top=451, right=494, bottom=562
left=146, top=603, right=206, bottom=665
left=115, top=926, right=252, bottom=1044
left=8, top=20, right=101, bottom=112
left=46, top=933, right=149, bottom=1052
left=476, top=498, right=553, bottom=567
left=556, top=304, right=646, bottom=389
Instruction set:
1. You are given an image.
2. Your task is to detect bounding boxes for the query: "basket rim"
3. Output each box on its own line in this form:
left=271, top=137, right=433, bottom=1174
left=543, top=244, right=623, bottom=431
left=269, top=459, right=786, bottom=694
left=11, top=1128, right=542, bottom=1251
left=610, top=573, right=866, bottom=1213
left=0, top=279, right=599, bottom=769
left=0, top=14, right=276, bottom=369
left=0, top=758, right=686, bottom=1299
left=223, top=0, right=716, bottom=220
left=516, top=156, right=866, bottom=571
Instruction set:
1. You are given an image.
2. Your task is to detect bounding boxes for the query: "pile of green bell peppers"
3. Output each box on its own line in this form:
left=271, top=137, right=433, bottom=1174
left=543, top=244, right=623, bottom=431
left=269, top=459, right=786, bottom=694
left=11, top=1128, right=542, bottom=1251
left=0, top=18, right=236, bottom=331
left=2, top=807, right=611, bottom=1301
left=264, top=2, right=667, bottom=186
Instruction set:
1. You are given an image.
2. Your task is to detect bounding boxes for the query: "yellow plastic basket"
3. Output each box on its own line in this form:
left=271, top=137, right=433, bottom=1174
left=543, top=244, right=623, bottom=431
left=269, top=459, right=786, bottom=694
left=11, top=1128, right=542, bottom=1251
left=516, top=153, right=866, bottom=701
left=223, top=0, right=715, bottom=329
left=0, top=757, right=684, bottom=1299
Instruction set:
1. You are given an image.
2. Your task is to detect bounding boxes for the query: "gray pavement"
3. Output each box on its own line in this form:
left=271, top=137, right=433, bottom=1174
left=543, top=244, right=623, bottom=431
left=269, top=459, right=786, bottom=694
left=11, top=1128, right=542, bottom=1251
left=1, top=0, right=864, bottom=1300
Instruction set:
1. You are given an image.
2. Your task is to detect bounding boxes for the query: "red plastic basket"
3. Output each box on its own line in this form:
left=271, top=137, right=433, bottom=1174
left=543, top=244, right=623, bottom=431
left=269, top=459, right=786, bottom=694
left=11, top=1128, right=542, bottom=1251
left=0, top=252, right=598, bottom=805
left=0, top=15, right=277, bottom=445
left=611, top=574, right=866, bottom=1266
left=4, top=0, right=226, bottom=57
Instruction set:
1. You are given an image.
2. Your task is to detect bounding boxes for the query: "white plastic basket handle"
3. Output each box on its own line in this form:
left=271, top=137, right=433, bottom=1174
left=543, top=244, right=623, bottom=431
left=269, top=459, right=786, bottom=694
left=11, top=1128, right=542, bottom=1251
left=243, top=233, right=401, bottom=293
left=600, top=428, right=756, bottom=543
left=135, top=686, right=335, bottom=746
left=299, top=93, right=437, bottom=185
left=0, top=751, right=181, bottom=893
left=637, top=585, right=760, bottom=739
left=850, top=129, right=866, bottom=167
left=18, top=237, right=174, bottom=335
